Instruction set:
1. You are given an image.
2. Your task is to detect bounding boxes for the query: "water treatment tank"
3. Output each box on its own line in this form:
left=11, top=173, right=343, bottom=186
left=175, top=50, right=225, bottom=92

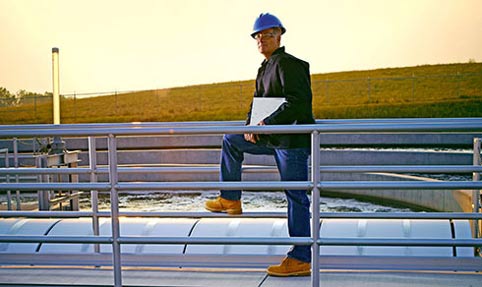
left=0, top=217, right=474, bottom=258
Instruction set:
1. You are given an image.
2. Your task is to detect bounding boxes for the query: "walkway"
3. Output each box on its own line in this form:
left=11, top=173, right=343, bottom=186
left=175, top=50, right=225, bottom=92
left=0, top=267, right=480, bottom=287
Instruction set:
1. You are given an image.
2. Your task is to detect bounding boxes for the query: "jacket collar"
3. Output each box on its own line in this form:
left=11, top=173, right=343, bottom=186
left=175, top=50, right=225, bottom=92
left=261, top=46, right=285, bottom=65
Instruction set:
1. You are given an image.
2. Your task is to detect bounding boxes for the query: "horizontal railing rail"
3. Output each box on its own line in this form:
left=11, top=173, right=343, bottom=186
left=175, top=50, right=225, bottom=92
left=1, top=117, right=482, bottom=130
left=1, top=122, right=482, bottom=137
left=0, top=210, right=482, bottom=219
left=1, top=181, right=482, bottom=192
left=2, top=165, right=482, bottom=175
left=2, top=235, right=479, bottom=248
left=1, top=210, right=482, bottom=219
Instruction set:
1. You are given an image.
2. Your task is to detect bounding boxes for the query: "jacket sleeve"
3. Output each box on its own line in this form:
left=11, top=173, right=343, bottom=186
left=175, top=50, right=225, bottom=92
left=245, top=99, right=254, bottom=125
left=263, top=57, right=312, bottom=125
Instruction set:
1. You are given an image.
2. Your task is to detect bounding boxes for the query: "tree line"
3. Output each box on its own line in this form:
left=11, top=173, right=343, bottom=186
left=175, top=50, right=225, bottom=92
left=0, top=87, right=52, bottom=107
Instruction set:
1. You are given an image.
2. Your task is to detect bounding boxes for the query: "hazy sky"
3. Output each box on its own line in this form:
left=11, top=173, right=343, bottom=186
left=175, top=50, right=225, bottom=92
left=1, top=0, right=481, bottom=94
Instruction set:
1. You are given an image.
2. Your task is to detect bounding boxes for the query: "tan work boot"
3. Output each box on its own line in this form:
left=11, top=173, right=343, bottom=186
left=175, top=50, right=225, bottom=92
left=204, top=196, right=242, bottom=215
left=267, top=257, right=311, bottom=277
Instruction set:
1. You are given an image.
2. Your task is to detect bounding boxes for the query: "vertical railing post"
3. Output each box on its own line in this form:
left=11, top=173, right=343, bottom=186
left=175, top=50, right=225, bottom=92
left=473, top=138, right=481, bottom=239
left=13, top=137, right=20, bottom=210
left=107, top=134, right=122, bottom=287
left=3, top=148, right=12, bottom=210
left=311, top=130, right=321, bottom=287
left=88, top=136, right=100, bottom=253
left=36, top=155, right=50, bottom=211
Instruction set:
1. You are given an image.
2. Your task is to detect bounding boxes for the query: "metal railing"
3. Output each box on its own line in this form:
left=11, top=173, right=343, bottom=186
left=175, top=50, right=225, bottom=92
left=0, top=118, right=482, bottom=287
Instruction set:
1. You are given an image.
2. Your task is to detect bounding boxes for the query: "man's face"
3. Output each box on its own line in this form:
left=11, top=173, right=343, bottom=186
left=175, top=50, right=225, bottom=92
left=254, top=28, right=280, bottom=59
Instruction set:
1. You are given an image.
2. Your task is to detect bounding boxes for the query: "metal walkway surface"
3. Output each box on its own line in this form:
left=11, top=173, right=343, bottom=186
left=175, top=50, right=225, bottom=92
left=0, top=267, right=481, bottom=287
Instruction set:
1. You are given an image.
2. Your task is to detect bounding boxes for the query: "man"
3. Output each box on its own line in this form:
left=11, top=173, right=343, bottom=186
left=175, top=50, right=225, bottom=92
left=205, top=13, right=315, bottom=277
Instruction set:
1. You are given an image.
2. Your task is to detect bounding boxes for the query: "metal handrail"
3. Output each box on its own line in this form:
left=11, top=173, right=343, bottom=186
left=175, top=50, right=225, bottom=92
left=1, top=118, right=482, bottom=137
left=1, top=120, right=482, bottom=287
left=0, top=235, right=479, bottom=248
left=2, top=180, right=482, bottom=192
left=2, top=165, right=482, bottom=175
left=1, top=124, right=482, bottom=137
left=1, top=210, right=482, bottom=219
left=1, top=117, right=482, bottom=130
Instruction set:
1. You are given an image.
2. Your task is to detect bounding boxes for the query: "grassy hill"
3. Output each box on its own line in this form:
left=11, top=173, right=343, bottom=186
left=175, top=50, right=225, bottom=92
left=1, top=62, right=481, bottom=124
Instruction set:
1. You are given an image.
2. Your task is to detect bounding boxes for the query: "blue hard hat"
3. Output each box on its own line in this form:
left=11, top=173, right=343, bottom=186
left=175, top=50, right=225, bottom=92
left=251, top=13, right=286, bottom=38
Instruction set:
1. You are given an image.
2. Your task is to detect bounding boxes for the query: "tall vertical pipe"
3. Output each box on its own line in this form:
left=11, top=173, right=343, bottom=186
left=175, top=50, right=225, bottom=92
left=50, top=48, right=65, bottom=154
left=52, top=47, right=60, bottom=125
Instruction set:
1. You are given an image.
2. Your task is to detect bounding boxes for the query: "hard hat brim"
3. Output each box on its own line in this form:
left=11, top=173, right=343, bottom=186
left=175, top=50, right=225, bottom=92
left=250, top=26, right=286, bottom=38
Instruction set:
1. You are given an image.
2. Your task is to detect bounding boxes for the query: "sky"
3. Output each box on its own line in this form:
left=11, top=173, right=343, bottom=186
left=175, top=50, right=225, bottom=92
left=1, top=0, right=481, bottom=94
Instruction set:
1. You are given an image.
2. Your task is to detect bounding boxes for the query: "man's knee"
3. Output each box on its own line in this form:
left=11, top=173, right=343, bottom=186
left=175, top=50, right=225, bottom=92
left=223, top=134, right=244, bottom=146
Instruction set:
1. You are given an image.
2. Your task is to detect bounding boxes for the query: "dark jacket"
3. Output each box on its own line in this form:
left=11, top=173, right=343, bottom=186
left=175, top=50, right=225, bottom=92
left=246, top=47, right=315, bottom=148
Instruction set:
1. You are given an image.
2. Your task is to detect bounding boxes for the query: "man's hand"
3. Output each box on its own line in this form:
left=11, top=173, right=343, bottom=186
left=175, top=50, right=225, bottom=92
left=244, top=133, right=256, bottom=143
left=244, top=120, right=265, bottom=144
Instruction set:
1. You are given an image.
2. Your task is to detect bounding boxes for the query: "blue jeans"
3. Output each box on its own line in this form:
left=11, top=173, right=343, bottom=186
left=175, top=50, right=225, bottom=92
left=219, top=134, right=311, bottom=263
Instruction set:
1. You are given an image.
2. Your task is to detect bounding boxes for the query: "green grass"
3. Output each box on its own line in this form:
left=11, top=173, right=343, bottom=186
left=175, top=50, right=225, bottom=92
left=1, top=62, right=481, bottom=124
